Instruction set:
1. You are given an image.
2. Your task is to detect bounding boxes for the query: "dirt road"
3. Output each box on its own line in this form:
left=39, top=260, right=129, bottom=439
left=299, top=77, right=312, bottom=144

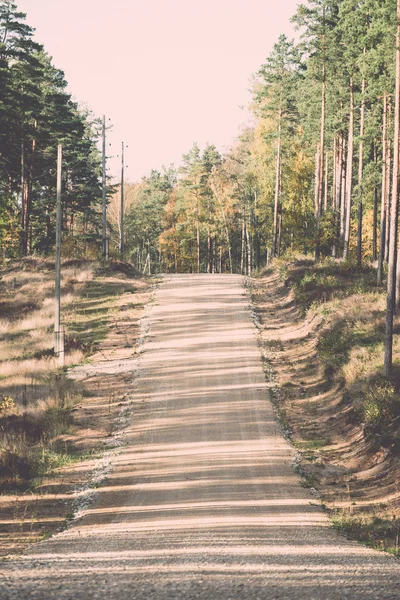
left=1, top=274, right=400, bottom=599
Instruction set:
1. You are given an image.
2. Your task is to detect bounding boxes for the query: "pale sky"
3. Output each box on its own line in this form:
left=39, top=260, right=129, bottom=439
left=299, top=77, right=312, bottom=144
left=17, top=0, right=299, bottom=182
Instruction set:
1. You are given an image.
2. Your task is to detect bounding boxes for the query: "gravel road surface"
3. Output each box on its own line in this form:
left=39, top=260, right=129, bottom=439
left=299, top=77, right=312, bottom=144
left=1, top=274, right=400, bottom=599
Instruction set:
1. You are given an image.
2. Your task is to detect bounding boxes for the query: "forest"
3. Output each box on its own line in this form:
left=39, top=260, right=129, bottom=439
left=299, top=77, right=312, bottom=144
left=1, top=0, right=400, bottom=373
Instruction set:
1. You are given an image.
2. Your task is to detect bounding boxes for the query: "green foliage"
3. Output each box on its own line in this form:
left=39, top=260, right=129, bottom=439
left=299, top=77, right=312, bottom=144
left=318, top=321, right=353, bottom=373
left=0, top=1, right=103, bottom=260
left=0, top=395, right=14, bottom=413
left=0, top=400, right=75, bottom=485
left=362, top=380, right=399, bottom=428
left=333, top=513, right=400, bottom=557
left=287, top=259, right=377, bottom=313
left=124, top=168, right=175, bottom=273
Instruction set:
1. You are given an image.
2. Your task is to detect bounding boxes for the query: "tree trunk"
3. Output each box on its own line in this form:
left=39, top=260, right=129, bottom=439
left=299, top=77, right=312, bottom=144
left=373, top=141, right=378, bottom=263
left=379, top=93, right=388, bottom=283
left=207, top=198, right=212, bottom=273
left=241, top=214, right=245, bottom=274
left=332, top=137, right=338, bottom=251
left=245, top=214, right=251, bottom=275
left=324, top=151, right=329, bottom=213
left=314, top=144, right=321, bottom=217
left=207, top=229, right=211, bottom=273
left=314, top=144, right=321, bottom=260
left=314, top=44, right=326, bottom=260
left=20, top=140, right=26, bottom=255
left=196, top=194, right=200, bottom=273
left=396, top=243, right=400, bottom=311
left=212, top=185, right=233, bottom=274
left=318, top=50, right=326, bottom=217
left=254, top=190, right=260, bottom=270
left=357, top=71, right=366, bottom=268
left=343, top=77, right=354, bottom=260
left=277, top=213, right=283, bottom=257
left=332, top=138, right=338, bottom=257
left=384, top=0, right=400, bottom=376
left=340, top=134, right=347, bottom=251
left=26, top=127, right=37, bottom=256
left=272, top=111, right=282, bottom=257
left=385, top=127, right=392, bottom=263
left=332, top=136, right=337, bottom=210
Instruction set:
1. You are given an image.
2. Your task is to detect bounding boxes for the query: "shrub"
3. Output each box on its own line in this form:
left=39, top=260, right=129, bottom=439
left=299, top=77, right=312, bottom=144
left=362, top=381, right=399, bottom=429
left=0, top=398, right=75, bottom=487
left=333, top=513, right=400, bottom=557
left=317, top=321, right=352, bottom=374
left=0, top=395, right=14, bottom=413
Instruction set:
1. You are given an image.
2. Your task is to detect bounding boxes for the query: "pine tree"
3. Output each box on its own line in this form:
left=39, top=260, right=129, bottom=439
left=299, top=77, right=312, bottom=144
left=256, top=35, right=302, bottom=259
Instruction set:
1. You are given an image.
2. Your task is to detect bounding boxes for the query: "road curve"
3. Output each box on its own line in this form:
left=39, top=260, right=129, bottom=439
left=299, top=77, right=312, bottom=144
left=1, top=274, right=400, bottom=599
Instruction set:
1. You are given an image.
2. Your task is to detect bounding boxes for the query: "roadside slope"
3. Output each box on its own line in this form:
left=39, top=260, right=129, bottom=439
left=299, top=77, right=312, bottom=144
left=250, top=260, right=400, bottom=554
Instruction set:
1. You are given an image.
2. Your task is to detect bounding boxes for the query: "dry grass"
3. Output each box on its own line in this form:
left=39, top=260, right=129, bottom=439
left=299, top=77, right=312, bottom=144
left=252, top=256, right=400, bottom=556
left=0, top=261, right=93, bottom=405
left=0, top=258, right=144, bottom=488
left=0, top=377, right=80, bottom=489
left=0, top=260, right=96, bottom=488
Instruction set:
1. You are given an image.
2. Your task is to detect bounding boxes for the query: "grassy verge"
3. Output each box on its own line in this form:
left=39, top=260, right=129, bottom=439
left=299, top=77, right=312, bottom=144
left=332, top=513, right=400, bottom=557
left=0, top=374, right=78, bottom=491
left=277, top=256, right=400, bottom=445
left=253, top=255, right=400, bottom=557
left=0, top=258, right=143, bottom=492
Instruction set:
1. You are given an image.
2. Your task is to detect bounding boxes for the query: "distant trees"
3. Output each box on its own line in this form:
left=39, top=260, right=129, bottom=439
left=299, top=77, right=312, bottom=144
left=124, top=169, right=175, bottom=274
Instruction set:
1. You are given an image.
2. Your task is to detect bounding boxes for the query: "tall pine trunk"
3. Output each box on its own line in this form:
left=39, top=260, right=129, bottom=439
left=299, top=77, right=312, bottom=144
left=332, top=136, right=338, bottom=209
left=357, top=70, right=366, bottom=268
left=332, top=136, right=338, bottom=257
left=241, top=214, right=245, bottom=274
left=315, top=52, right=326, bottom=261
left=338, top=133, right=345, bottom=251
left=26, top=128, right=36, bottom=256
left=385, top=123, right=392, bottom=264
left=196, top=193, right=200, bottom=273
left=246, top=213, right=251, bottom=275
left=207, top=198, right=212, bottom=273
left=314, top=145, right=321, bottom=217
left=340, top=134, right=347, bottom=251
left=384, top=0, right=400, bottom=376
left=20, top=140, right=26, bottom=255
left=373, top=142, right=378, bottom=263
left=318, top=45, right=326, bottom=215
left=343, top=77, right=354, bottom=260
left=272, top=111, right=282, bottom=257
left=324, top=151, right=329, bottom=213
left=277, top=213, right=283, bottom=257
left=254, top=190, right=260, bottom=270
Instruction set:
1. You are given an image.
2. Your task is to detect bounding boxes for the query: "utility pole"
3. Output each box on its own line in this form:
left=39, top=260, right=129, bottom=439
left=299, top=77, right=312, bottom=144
left=54, top=144, right=64, bottom=366
left=120, top=141, right=125, bottom=259
left=102, top=115, right=109, bottom=259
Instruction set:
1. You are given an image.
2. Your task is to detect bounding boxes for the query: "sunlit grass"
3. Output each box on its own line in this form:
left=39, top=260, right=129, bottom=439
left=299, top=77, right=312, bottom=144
left=0, top=258, right=142, bottom=489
